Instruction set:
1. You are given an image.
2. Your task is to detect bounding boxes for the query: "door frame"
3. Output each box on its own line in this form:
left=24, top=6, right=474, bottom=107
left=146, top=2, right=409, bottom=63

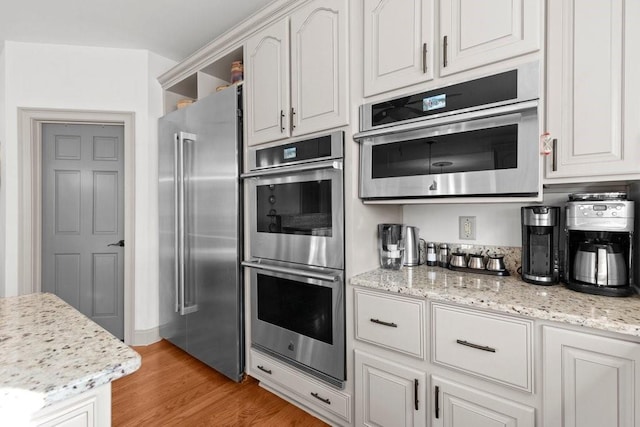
left=18, top=108, right=136, bottom=344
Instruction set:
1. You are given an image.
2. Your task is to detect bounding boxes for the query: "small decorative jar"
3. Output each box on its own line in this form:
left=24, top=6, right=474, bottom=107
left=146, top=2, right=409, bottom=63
left=230, top=61, right=244, bottom=83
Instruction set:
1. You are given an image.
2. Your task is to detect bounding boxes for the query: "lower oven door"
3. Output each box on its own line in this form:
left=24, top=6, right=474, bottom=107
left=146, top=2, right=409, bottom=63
left=246, top=161, right=344, bottom=270
left=359, top=103, right=539, bottom=199
left=244, top=259, right=345, bottom=388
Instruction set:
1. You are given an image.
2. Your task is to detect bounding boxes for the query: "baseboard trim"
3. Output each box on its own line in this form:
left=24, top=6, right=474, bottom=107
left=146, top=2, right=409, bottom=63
left=132, top=327, right=161, bottom=346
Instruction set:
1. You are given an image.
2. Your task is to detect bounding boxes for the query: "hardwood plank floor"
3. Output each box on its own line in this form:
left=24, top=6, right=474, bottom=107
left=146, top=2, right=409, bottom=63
left=112, top=340, right=328, bottom=426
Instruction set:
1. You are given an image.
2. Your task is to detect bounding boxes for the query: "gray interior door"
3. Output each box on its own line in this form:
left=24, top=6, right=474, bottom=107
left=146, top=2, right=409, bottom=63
left=41, top=123, right=125, bottom=340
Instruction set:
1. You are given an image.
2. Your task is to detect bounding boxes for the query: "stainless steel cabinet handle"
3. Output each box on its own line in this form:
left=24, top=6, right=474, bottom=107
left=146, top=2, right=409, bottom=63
left=290, top=107, right=296, bottom=132
left=257, top=365, right=272, bottom=375
left=310, top=392, right=331, bottom=405
left=173, top=134, right=180, bottom=313
left=552, top=138, right=558, bottom=172
left=414, top=379, right=419, bottom=410
left=242, top=261, right=340, bottom=282
left=443, top=35, right=448, bottom=67
left=422, top=43, right=428, bottom=74
left=434, top=385, right=440, bottom=418
left=456, top=339, right=496, bottom=353
left=241, top=159, right=343, bottom=179
left=178, top=131, right=196, bottom=316
left=280, top=110, right=285, bottom=133
left=370, top=318, right=398, bottom=328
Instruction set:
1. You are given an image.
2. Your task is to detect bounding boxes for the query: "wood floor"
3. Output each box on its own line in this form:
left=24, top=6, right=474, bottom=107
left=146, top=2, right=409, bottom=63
left=112, top=340, right=328, bottom=426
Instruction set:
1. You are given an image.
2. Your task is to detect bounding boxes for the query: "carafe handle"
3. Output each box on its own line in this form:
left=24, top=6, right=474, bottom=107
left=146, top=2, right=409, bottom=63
left=596, top=247, right=608, bottom=286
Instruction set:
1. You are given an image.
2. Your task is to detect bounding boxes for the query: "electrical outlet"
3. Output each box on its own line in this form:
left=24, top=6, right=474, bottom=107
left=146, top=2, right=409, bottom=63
left=459, top=216, right=476, bottom=240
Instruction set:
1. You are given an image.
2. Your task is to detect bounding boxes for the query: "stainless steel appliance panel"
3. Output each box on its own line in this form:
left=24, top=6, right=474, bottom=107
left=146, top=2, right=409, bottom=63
left=359, top=107, right=539, bottom=198
left=159, top=88, right=244, bottom=381
left=247, top=164, right=344, bottom=269
left=246, top=260, right=345, bottom=386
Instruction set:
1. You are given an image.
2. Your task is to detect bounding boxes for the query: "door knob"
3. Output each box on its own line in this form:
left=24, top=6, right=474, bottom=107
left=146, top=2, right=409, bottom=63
left=108, top=240, right=125, bottom=247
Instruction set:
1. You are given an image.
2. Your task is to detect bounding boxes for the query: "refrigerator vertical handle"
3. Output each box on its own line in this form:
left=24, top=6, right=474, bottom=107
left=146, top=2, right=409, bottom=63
left=178, top=132, right=199, bottom=316
left=173, top=134, right=181, bottom=313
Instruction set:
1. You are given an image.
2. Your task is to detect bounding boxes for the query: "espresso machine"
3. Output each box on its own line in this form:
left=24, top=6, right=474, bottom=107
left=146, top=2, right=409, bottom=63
left=565, top=193, right=634, bottom=297
left=521, top=206, right=561, bottom=285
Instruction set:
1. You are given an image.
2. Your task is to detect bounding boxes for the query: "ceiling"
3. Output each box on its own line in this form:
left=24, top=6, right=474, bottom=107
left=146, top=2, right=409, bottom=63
left=0, top=0, right=275, bottom=61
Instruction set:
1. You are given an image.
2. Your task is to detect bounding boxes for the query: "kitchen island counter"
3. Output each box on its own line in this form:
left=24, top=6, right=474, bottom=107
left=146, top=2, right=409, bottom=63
left=350, top=265, right=640, bottom=337
left=0, top=292, right=140, bottom=424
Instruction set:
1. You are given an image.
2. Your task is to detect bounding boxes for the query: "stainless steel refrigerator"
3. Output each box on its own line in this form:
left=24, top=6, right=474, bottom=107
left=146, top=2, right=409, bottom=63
left=158, top=87, right=243, bottom=381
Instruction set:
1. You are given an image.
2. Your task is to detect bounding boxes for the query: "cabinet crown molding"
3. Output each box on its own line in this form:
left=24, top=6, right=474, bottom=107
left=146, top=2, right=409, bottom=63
left=158, top=0, right=303, bottom=89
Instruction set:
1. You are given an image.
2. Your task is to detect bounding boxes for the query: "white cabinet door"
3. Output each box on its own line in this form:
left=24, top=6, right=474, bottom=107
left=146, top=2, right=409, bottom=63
left=363, top=0, right=434, bottom=96
left=246, top=19, right=291, bottom=146
left=290, top=0, right=348, bottom=136
left=355, top=350, right=426, bottom=427
left=543, top=326, right=640, bottom=427
left=432, top=376, right=535, bottom=427
left=439, top=0, right=540, bottom=76
left=545, top=0, right=640, bottom=181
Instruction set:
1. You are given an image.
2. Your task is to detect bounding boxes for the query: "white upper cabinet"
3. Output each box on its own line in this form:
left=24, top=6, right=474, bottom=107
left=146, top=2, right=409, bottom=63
left=439, top=0, right=540, bottom=77
left=246, top=20, right=291, bottom=145
left=545, top=0, right=640, bottom=182
left=246, top=0, right=348, bottom=146
left=363, top=0, right=435, bottom=96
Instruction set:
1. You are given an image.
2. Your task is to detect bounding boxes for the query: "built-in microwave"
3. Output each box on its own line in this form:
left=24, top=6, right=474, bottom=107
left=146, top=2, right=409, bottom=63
left=355, top=62, right=541, bottom=200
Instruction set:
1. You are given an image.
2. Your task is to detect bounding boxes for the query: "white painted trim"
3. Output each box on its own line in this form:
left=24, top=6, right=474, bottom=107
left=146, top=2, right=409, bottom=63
left=132, top=326, right=161, bottom=346
left=157, top=0, right=303, bottom=90
left=18, top=108, right=136, bottom=345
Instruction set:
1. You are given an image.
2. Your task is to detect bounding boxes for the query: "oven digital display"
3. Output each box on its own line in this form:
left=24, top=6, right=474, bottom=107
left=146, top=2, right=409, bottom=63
left=424, top=94, right=446, bottom=111
left=283, top=147, right=297, bottom=159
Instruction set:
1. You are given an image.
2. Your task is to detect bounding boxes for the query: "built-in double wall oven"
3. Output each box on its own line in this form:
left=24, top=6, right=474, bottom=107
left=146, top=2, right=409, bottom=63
left=242, top=131, right=345, bottom=388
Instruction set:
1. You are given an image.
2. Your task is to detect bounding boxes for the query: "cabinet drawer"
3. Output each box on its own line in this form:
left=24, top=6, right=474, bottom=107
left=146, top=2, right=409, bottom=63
left=250, top=349, right=351, bottom=422
left=431, top=303, right=533, bottom=391
left=355, top=288, right=425, bottom=359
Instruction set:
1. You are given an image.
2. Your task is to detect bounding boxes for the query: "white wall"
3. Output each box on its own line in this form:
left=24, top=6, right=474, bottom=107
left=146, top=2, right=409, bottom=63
left=403, top=192, right=572, bottom=247
left=1, top=42, right=175, bottom=334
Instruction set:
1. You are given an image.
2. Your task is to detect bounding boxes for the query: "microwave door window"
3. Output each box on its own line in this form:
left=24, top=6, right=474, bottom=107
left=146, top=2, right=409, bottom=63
left=256, top=180, right=333, bottom=236
left=371, top=124, right=518, bottom=178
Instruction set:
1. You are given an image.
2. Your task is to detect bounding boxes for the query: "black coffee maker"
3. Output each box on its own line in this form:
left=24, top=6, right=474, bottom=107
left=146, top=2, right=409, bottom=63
left=521, top=206, right=560, bottom=285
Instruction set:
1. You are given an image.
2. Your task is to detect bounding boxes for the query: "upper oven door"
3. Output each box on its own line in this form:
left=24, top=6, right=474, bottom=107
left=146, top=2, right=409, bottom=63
left=359, top=102, right=539, bottom=199
left=246, top=160, right=344, bottom=269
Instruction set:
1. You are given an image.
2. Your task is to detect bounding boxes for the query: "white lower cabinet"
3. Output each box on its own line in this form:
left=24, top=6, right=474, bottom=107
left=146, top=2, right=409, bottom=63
left=431, top=376, right=535, bottom=427
left=30, top=383, right=111, bottom=427
left=249, top=348, right=351, bottom=425
left=542, top=326, right=640, bottom=427
left=355, top=350, right=427, bottom=427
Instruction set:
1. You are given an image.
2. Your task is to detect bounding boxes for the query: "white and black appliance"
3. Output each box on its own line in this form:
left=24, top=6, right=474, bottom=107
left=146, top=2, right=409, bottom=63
left=565, top=193, right=635, bottom=297
left=242, top=132, right=346, bottom=388
left=355, top=62, right=540, bottom=199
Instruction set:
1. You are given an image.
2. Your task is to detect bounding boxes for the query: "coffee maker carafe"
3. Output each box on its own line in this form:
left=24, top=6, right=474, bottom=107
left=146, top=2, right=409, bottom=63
left=565, top=193, right=634, bottom=297
left=521, top=206, right=560, bottom=285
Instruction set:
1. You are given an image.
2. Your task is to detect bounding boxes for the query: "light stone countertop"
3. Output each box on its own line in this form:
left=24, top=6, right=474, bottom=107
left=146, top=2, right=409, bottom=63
left=350, top=265, right=640, bottom=338
left=0, top=292, right=141, bottom=416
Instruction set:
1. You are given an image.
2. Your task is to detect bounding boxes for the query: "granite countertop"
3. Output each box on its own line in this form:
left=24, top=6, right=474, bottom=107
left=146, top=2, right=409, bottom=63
left=350, top=265, right=640, bottom=338
left=0, top=292, right=141, bottom=417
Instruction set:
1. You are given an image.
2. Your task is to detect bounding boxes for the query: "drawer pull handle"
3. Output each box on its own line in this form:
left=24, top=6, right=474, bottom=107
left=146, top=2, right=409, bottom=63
left=311, top=392, right=331, bottom=405
left=370, top=318, right=398, bottom=328
left=257, top=365, right=272, bottom=375
left=456, top=339, right=496, bottom=353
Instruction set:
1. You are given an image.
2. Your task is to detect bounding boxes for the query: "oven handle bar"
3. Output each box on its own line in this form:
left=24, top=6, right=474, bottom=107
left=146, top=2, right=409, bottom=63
left=242, top=260, right=340, bottom=282
left=354, top=99, right=539, bottom=141
left=241, top=159, right=343, bottom=179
